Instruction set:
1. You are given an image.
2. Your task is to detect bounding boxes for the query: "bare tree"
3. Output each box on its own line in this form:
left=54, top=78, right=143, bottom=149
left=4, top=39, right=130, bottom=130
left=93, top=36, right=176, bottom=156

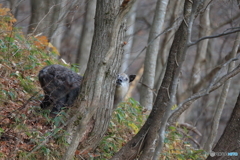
left=75, top=0, right=96, bottom=75
left=62, top=0, right=136, bottom=159
left=139, top=0, right=169, bottom=110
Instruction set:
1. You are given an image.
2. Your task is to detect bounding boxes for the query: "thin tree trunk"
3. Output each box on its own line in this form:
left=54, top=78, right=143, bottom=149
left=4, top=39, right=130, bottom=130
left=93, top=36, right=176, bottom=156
left=154, top=0, right=183, bottom=95
left=7, top=0, right=19, bottom=17
left=63, top=1, right=136, bottom=159
left=50, top=0, right=78, bottom=50
left=28, top=0, right=74, bottom=42
left=204, top=31, right=240, bottom=153
left=139, top=0, right=169, bottom=110
left=75, top=0, right=96, bottom=75
left=28, top=0, right=49, bottom=35
left=119, top=1, right=137, bottom=73
left=206, top=91, right=240, bottom=160
left=179, top=0, right=211, bottom=124
left=190, top=1, right=211, bottom=89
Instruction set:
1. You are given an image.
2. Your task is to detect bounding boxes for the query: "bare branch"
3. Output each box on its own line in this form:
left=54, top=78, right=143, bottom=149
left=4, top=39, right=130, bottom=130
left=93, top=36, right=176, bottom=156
left=169, top=64, right=240, bottom=124
left=188, top=27, right=240, bottom=47
left=213, top=13, right=240, bottom=30
left=31, top=5, right=56, bottom=35
left=206, top=54, right=240, bottom=93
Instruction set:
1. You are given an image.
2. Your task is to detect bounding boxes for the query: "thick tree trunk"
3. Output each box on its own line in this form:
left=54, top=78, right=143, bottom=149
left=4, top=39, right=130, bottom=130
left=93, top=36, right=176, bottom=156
left=206, top=91, right=240, bottom=160
left=75, top=0, right=96, bottom=75
left=63, top=0, right=136, bottom=159
left=139, top=0, right=169, bottom=110
left=111, top=0, right=194, bottom=159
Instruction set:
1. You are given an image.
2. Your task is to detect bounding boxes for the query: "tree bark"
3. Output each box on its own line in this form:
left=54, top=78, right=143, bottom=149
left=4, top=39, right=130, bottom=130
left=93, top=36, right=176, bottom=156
left=139, top=0, right=169, bottom=110
left=75, top=0, right=96, bottom=75
left=28, top=0, right=76, bottom=48
left=154, top=0, right=183, bottom=97
left=111, top=0, right=194, bottom=159
left=63, top=0, right=136, bottom=159
left=206, top=91, right=240, bottom=160
left=119, top=1, right=137, bottom=73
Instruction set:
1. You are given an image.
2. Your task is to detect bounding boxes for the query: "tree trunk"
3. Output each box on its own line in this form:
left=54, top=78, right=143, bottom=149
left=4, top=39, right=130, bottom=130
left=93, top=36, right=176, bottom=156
left=119, top=1, right=137, bottom=73
left=28, top=0, right=75, bottom=48
left=50, top=0, right=78, bottom=50
left=111, top=0, right=194, bottom=159
left=75, top=0, right=96, bottom=75
left=28, top=0, right=55, bottom=36
left=139, top=0, right=169, bottom=110
left=179, top=0, right=211, bottom=127
left=7, top=0, right=19, bottom=17
left=63, top=0, right=136, bottom=159
left=206, top=91, right=240, bottom=160
left=154, top=0, right=183, bottom=96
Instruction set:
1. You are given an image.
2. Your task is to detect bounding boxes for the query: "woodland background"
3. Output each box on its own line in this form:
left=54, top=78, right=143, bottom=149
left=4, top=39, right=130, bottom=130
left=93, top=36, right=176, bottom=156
left=0, top=0, right=240, bottom=159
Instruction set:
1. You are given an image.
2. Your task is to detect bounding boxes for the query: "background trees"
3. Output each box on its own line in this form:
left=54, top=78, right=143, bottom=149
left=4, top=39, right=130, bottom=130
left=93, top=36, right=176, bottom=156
left=1, top=0, right=240, bottom=159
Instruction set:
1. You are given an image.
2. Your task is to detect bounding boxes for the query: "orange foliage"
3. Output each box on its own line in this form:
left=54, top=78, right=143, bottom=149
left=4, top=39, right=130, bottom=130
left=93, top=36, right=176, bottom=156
left=34, top=36, right=49, bottom=50
left=34, top=35, right=59, bottom=55
left=0, top=4, right=17, bottom=34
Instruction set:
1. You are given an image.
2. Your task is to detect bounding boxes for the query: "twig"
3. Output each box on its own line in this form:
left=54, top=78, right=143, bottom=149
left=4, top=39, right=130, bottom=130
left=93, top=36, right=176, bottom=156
left=206, top=54, right=240, bottom=93
left=138, top=81, right=157, bottom=96
left=32, top=5, right=56, bottom=35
